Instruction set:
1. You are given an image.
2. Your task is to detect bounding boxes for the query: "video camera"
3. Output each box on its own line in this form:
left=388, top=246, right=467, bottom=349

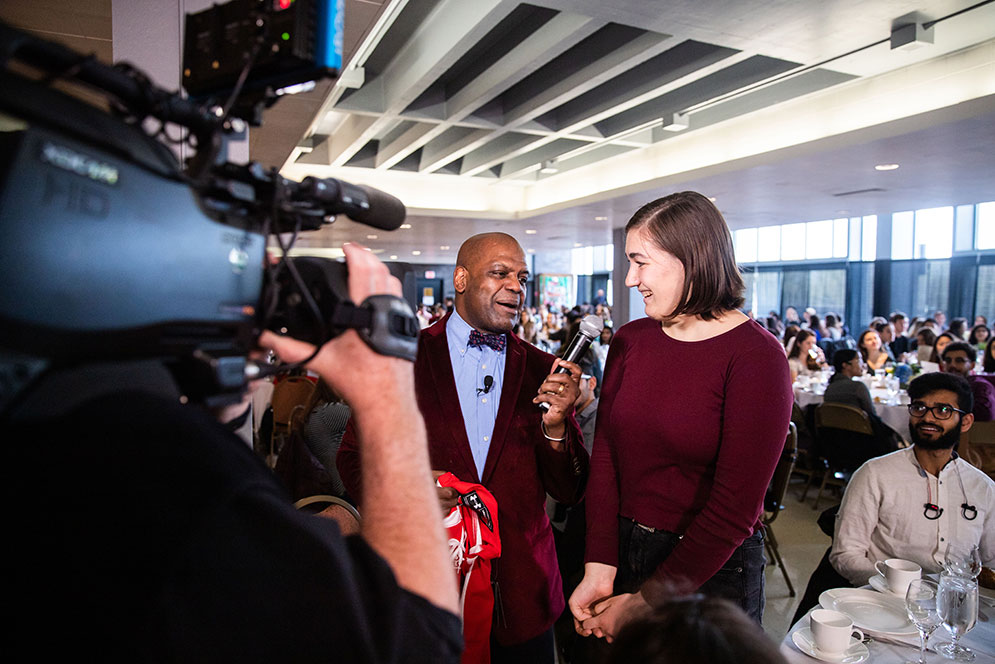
left=0, top=0, right=419, bottom=416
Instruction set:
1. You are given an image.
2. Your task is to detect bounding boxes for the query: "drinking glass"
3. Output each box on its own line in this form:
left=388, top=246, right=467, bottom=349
left=906, top=579, right=941, bottom=664
left=937, top=573, right=978, bottom=661
left=943, top=544, right=982, bottom=579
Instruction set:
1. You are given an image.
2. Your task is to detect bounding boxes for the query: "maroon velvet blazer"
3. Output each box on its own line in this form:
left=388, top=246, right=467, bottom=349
left=338, top=313, right=588, bottom=645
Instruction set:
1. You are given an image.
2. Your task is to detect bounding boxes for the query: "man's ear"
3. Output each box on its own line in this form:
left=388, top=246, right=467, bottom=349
left=453, top=266, right=467, bottom=294
left=961, top=411, right=975, bottom=434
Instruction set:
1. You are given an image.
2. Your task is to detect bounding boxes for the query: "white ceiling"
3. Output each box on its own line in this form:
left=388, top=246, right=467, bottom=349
left=278, top=0, right=995, bottom=263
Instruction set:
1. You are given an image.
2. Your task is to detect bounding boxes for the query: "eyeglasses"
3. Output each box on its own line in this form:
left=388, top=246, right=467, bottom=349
left=943, top=356, right=971, bottom=365
left=908, top=402, right=968, bottom=420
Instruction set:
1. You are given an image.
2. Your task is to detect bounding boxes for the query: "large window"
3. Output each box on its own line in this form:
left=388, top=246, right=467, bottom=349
left=892, top=207, right=955, bottom=259
left=977, top=264, right=995, bottom=318
left=911, top=261, right=950, bottom=319
left=734, top=218, right=852, bottom=263
left=978, top=202, right=995, bottom=250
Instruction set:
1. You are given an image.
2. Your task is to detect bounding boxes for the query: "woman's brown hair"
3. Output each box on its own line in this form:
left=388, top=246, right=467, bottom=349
left=625, top=191, right=744, bottom=321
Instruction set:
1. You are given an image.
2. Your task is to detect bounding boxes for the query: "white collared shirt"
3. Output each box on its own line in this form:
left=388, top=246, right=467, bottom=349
left=831, top=446, right=995, bottom=586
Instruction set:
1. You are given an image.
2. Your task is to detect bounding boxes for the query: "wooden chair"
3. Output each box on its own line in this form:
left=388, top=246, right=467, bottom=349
left=791, top=402, right=821, bottom=501
left=812, top=403, right=874, bottom=510
left=295, top=495, right=362, bottom=535
left=763, top=422, right=798, bottom=596
left=964, top=420, right=995, bottom=481
left=267, top=375, right=317, bottom=468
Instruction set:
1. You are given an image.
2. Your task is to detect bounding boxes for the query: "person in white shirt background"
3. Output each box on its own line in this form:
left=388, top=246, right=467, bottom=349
left=830, top=372, right=995, bottom=585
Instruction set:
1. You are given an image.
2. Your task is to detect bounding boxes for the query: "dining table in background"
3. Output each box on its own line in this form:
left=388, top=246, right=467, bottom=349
left=793, top=378, right=911, bottom=443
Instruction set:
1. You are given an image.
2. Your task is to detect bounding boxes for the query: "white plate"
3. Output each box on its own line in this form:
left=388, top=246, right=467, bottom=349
left=819, top=588, right=917, bottom=636
left=868, top=573, right=904, bottom=597
left=791, top=627, right=869, bottom=663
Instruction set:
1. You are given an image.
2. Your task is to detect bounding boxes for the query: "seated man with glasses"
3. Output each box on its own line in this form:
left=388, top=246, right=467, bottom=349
left=830, top=372, right=995, bottom=585
left=941, top=340, right=995, bottom=421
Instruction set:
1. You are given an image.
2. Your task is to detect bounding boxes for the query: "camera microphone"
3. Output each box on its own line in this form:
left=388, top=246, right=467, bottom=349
left=539, top=314, right=604, bottom=411
left=299, top=177, right=406, bottom=230
left=477, top=375, right=493, bottom=396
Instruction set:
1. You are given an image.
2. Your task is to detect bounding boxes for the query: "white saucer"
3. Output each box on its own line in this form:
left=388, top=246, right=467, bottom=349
left=792, top=627, right=869, bottom=663
left=869, top=573, right=903, bottom=597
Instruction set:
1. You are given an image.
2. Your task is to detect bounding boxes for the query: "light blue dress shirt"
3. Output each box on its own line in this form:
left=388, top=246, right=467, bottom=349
left=446, top=310, right=506, bottom=479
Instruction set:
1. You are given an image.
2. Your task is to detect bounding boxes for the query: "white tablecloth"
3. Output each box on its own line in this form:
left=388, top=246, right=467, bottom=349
left=794, top=386, right=910, bottom=442
left=781, top=597, right=995, bottom=663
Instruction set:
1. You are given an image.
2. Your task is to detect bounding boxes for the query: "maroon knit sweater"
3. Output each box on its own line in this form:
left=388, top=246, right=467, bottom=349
left=585, top=316, right=792, bottom=592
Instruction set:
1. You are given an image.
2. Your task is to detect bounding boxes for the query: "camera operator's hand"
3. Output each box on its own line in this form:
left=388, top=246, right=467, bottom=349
left=258, top=242, right=458, bottom=615
left=258, top=242, right=411, bottom=412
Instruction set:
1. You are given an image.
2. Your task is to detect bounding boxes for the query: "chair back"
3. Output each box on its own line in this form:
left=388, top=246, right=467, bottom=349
left=814, top=402, right=876, bottom=471
left=271, top=375, right=317, bottom=432
left=764, top=422, right=798, bottom=523
left=815, top=402, right=873, bottom=435
left=965, top=420, right=995, bottom=481
left=817, top=337, right=835, bottom=357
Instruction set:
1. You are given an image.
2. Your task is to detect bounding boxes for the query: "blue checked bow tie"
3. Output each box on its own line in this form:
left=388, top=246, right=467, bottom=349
left=468, top=330, right=506, bottom=352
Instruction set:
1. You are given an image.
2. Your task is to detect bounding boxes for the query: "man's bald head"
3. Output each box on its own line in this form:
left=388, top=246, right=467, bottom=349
left=453, top=233, right=528, bottom=333
left=456, top=233, right=524, bottom=269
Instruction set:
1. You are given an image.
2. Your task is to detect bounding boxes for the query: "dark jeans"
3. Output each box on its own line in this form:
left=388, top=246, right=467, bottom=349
left=615, top=516, right=767, bottom=622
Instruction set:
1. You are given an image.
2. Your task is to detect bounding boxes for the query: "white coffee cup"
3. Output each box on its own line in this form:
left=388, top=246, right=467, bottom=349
left=810, top=609, right=864, bottom=655
left=874, top=558, right=921, bottom=595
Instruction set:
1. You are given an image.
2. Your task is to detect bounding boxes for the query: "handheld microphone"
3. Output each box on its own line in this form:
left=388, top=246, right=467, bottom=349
left=477, top=375, right=493, bottom=396
left=539, top=314, right=605, bottom=411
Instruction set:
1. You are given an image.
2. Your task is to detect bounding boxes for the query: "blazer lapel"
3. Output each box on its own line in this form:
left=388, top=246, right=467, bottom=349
left=423, top=318, right=479, bottom=481
left=481, top=335, right=526, bottom=485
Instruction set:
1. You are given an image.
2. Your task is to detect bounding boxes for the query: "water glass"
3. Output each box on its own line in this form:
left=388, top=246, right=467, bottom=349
left=906, top=579, right=940, bottom=664
left=943, top=543, right=982, bottom=579
left=937, top=573, right=978, bottom=661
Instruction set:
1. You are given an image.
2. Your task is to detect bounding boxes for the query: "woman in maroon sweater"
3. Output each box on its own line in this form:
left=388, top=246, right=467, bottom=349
left=568, top=192, right=792, bottom=642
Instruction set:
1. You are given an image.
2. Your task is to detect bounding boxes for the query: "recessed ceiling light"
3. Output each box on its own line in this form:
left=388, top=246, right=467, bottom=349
left=389, top=255, right=398, bottom=260
left=366, top=234, right=378, bottom=240
left=574, top=242, right=583, bottom=248
left=411, top=250, right=421, bottom=256
left=525, top=229, right=537, bottom=234
left=594, top=216, right=607, bottom=221
left=527, top=248, right=535, bottom=254
left=708, top=197, right=717, bottom=202
left=399, top=223, right=412, bottom=229
left=440, top=245, right=450, bottom=250
left=875, top=163, right=900, bottom=171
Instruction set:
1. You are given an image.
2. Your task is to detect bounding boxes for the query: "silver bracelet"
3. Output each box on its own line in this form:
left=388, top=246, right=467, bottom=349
left=541, top=421, right=566, bottom=442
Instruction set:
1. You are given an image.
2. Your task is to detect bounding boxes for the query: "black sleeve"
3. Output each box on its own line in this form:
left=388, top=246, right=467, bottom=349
left=146, top=476, right=463, bottom=663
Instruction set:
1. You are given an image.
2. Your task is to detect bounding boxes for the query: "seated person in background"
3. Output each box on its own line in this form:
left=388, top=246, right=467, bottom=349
left=857, top=328, right=893, bottom=373
left=889, top=311, right=912, bottom=357
left=941, top=341, right=995, bottom=421
left=916, top=327, right=937, bottom=364
left=830, top=373, right=995, bottom=586
left=984, top=340, right=995, bottom=374
left=823, top=349, right=901, bottom=456
left=607, top=593, right=787, bottom=664
left=787, top=329, right=825, bottom=382
left=948, top=317, right=969, bottom=341
left=928, top=331, right=956, bottom=365
left=969, top=323, right=990, bottom=350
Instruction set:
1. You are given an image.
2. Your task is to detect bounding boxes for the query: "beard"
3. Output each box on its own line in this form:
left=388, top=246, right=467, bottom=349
left=909, top=421, right=962, bottom=450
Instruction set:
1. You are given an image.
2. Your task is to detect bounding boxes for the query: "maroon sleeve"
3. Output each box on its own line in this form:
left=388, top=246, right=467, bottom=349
left=972, top=378, right=995, bottom=421
left=532, top=348, right=589, bottom=504
left=649, top=333, right=792, bottom=593
left=584, top=333, right=627, bottom=567
left=335, top=418, right=364, bottom=504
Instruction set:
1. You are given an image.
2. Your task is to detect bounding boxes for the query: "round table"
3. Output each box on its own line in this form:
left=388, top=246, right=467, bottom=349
left=794, top=384, right=910, bottom=442
left=781, top=595, right=995, bottom=663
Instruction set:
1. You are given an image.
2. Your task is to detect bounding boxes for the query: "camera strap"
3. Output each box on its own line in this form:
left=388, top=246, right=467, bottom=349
left=329, top=295, right=420, bottom=362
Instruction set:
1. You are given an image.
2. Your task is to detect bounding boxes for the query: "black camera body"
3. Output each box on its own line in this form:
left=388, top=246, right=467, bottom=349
left=0, top=8, right=416, bottom=416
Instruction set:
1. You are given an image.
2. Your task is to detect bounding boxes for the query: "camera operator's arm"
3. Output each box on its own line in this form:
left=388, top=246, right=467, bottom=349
left=259, top=243, right=458, bottom=615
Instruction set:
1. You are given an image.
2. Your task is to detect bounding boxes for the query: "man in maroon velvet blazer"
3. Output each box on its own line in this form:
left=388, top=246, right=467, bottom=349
left=339, top=233, right=589, bottom=663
